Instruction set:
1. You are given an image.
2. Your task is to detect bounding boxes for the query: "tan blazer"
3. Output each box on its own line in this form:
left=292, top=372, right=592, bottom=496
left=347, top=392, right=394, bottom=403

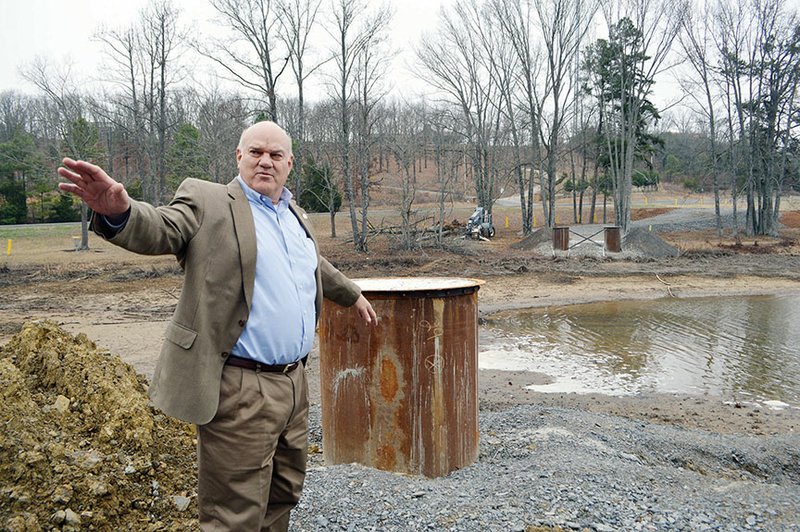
left=92, top=178, right=361, bottom=425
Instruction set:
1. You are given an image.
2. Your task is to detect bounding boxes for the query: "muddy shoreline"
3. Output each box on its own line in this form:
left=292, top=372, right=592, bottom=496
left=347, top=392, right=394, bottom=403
left=2, top=253, right=799, bottom=437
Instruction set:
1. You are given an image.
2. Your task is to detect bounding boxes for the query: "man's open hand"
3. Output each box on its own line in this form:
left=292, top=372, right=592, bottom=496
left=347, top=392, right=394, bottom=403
left=58, top=158, right=130, bottom=216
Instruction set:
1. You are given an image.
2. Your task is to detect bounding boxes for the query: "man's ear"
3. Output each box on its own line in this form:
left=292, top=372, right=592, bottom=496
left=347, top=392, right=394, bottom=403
left=235, top=148, right=242, bottom=163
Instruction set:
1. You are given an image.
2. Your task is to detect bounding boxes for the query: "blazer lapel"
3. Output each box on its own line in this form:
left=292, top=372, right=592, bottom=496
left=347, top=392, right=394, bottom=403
left=228, top=179, right=256, bottom=311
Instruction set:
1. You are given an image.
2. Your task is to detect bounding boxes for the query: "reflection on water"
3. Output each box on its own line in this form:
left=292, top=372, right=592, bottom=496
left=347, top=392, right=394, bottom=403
left=480, top=293, right=800, bottom=405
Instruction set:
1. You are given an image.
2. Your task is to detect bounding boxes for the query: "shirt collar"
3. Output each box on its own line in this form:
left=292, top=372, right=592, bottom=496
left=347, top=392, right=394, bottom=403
left=236, top=175, right=293, bottom=210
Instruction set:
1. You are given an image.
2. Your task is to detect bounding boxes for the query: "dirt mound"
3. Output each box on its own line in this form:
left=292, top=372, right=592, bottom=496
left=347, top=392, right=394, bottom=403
left=0, top=321, right=196, bottom=530
left=510, top=227, right=552, bottom=250
left=624, top=227, right=680, bottom=258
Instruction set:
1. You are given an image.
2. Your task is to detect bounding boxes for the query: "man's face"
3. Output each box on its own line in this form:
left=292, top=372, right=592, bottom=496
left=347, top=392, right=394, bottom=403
left=236, top=123, right=294, bottom=203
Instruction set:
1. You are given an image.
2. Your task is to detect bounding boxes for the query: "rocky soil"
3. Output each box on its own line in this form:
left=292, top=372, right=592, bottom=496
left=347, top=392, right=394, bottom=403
left=0, top=322, right=196, bottom=531
left=295, top=403, right=799, bottom=531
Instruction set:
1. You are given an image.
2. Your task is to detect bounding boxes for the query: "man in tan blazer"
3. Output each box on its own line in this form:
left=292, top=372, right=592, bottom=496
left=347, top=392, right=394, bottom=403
left=58, top=121, right=376, bottom=531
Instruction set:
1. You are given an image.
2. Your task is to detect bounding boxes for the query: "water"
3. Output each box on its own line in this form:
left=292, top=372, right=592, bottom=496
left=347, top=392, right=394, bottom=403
left=480, top=293, right=800, bottom=406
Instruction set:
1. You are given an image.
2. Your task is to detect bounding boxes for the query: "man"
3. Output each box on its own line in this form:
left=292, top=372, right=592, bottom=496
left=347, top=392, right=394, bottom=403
left=58, top=121, right=376, bottom=531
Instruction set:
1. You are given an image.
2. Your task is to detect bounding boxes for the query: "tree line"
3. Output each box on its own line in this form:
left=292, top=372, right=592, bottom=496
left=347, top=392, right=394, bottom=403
left=1, top=0, right=798, bottom=251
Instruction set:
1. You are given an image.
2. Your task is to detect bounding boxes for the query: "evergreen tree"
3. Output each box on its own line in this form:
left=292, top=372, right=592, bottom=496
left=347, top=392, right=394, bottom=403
left=49, top=193, right=80, bottom=222
left=0, top=130, right=46, bottom=224
left=299, top=155, right=341, bottom=213
left=167, top=123, right=210, bottom=190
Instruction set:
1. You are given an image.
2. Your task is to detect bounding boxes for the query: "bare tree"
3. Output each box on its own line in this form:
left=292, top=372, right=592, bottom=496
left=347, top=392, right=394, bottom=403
left=0, top=91, right=34, bottom=141
left=95, top=25, right=150, bottom=198
left=426, top=107, right=459, bottom=245
left=202, top=0, right=290, bottom=121
left=277, top=0, right=325, bottom=200
left=535, top=0, right=599, bottom=227
left=305, top=100, right=344, bottom=237
left=387, top=100, right=424, bottom=249
left=351, top=16, right=392, bottom=252
left=715, top=0, right=800, bottom=237
left=715, top=0, right=752, bottom=242
left=327, top=0, right=392, bottom=251
left=567, top=78, right=597, bottom=224
left=193, top=85, right=249, bottom=181
left=489, top=0, right=545, bottom=233
left=748, top=0, right=800, bottom=236
left=679, top=0, right=723, bottom=237
left=140, top=0, right=184, bottom=204
left=94, top=0, right=184, bottom=205
left=417, top=0, right=503, bottom=225
left=22, top=60, right=99, bottom=249
left=484, top=5, right=529, bottom=232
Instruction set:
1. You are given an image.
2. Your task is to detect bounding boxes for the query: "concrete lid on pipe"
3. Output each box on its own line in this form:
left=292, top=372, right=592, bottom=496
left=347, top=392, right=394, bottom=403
left=353, top=277, right=484, bottom=298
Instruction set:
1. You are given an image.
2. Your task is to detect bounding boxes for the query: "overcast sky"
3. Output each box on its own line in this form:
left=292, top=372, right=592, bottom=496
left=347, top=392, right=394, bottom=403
left=4, top=0, right=800, bottom=116
left=0, top=0, right=447, bottom=99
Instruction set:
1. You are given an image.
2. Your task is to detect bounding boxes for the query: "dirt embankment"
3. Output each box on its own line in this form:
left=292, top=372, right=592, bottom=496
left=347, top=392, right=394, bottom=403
left=0, top=321, right=196, bottom=531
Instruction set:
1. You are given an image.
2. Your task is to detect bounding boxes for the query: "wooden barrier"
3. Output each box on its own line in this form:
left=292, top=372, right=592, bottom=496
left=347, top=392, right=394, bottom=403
left=604, top=226, right=622, bottom=253
left=553, top=226, right=569, bottom=251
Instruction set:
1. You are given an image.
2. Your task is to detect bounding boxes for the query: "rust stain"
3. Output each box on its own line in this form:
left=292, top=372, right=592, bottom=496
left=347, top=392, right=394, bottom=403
left=376, top=443, right=396, bottom=471
left=395, top=405, right=410, bottom=457
left=334, top=323, right=360, bottom=342
left=380, top=358, right=398, bottom=402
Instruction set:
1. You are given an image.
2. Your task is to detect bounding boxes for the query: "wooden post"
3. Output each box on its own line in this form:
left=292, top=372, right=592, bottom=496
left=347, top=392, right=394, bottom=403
left=553, top=226, right=569, bottom=251
left=604, top=226, right=622, bottom=253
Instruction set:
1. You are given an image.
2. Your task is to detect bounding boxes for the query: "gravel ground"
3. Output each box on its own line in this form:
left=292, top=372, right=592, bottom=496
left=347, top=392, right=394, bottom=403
left=292, top=405, right=799, bottom=532
left=288, top=208, right=800, bottom=532
left=631, top=208, right=748, bottom=233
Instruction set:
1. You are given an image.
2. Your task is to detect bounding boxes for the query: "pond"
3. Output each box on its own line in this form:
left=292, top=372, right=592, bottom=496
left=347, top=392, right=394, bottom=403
left=480, top=293, right=800, bottom=407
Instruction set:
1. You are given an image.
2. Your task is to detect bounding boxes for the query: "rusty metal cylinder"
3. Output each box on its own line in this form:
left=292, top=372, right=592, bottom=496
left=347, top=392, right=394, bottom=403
left=604, top=225, right=622, bottom=253
left=319, top=277, right=482, bottom=478
left=553, top=226, right=569, bottom=251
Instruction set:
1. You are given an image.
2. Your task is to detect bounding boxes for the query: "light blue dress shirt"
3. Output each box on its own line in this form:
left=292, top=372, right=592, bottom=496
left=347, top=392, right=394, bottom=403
left=231, top=177, right=318, bottom=365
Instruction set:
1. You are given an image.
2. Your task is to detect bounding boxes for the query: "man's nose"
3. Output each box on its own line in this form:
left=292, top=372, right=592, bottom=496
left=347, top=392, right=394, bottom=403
left=258, top=154, right=272, bottom=167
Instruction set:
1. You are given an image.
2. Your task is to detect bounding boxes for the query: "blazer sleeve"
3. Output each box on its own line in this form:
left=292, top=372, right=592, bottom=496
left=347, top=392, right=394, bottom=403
left=90, top=179, right=205, bottom=258
left=319, top=256, right=362, bottom=307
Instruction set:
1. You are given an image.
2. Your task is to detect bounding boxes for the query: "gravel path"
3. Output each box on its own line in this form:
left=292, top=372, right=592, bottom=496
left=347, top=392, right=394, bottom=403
left=292, top=405, right=799, bottom=531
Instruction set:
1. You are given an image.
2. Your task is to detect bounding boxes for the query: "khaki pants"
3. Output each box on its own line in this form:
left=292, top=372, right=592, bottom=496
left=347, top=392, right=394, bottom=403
left=197, top=363, right=308, bottom=531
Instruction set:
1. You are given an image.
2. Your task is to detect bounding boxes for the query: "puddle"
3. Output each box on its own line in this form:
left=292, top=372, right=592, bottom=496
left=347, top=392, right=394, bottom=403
left=480, top=293, right=800, bottom=405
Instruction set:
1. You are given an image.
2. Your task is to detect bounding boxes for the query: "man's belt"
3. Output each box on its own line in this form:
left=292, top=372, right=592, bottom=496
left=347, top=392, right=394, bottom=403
left=225, top=354, right=307, bottom=373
